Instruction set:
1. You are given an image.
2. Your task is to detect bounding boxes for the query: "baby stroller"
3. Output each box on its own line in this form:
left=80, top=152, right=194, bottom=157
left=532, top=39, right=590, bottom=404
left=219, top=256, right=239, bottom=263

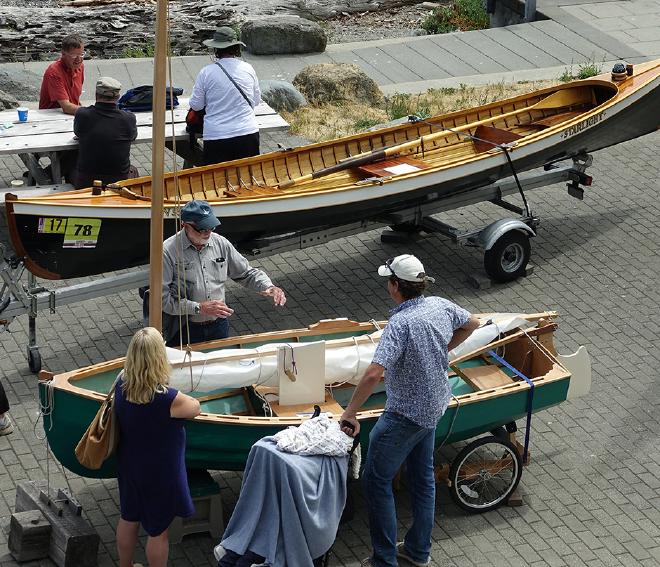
left=215, top=406, right=360, bottom=567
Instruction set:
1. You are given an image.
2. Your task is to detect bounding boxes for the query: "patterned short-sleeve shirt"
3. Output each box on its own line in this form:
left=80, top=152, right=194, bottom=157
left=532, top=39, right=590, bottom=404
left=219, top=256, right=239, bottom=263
left=372, top=295, right=471, bottom=428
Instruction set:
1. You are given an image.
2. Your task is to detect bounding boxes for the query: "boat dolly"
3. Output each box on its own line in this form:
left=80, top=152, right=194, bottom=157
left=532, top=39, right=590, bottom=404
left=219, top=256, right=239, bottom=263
left=0, top=155, right=592, bottom=373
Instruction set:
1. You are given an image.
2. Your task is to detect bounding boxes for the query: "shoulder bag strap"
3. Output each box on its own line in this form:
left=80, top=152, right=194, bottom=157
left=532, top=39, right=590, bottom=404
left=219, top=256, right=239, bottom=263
left=214, top=60, right=253, bottom=108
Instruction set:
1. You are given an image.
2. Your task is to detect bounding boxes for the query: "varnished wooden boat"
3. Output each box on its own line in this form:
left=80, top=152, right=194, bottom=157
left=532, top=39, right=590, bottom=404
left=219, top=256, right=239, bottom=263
left=38, top=313, right=590, bottom=480
left=7, top=60, right=659, bottom=279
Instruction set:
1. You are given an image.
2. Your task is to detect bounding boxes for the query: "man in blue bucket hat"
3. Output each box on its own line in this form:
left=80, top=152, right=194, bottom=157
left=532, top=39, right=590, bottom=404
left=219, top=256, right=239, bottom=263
left=162, top=200, right=286, bottom=346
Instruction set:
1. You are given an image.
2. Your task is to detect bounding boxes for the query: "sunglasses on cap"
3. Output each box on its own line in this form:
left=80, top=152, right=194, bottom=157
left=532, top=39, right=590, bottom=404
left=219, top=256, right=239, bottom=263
left=185, top=222, right=213, bottom=234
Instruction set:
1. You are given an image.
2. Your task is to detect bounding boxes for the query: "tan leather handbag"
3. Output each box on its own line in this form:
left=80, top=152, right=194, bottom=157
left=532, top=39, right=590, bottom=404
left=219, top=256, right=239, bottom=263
left=75, top=376, right=120, bottom=470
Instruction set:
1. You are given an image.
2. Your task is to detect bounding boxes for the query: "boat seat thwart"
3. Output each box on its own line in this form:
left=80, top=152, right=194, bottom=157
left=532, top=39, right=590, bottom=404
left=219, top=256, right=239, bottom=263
left=454, top=365, right=515, bottom=390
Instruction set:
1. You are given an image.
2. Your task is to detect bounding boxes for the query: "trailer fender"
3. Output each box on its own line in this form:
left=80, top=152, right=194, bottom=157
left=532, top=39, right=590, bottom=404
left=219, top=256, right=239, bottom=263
left=478, top=219, right=535, bottom=251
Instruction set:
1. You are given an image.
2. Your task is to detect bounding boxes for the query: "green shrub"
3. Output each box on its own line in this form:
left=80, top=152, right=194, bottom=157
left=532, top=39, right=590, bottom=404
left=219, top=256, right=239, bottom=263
left=123, top=43, right=155, bottom=58
left=422, top=0, right=489, bottom=34
left=559, top=59, right=603, bottom=82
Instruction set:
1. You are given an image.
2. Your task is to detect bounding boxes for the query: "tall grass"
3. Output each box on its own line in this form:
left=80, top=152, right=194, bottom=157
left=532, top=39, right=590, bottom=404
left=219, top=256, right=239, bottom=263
left=282, top=80, right=558, bottom=142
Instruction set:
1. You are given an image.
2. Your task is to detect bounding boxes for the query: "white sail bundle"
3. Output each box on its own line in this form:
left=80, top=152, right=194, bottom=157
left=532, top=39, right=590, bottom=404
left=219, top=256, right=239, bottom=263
left=167, top=331, right=382, bottom=393
left=166, top=314, right=532, bottom=394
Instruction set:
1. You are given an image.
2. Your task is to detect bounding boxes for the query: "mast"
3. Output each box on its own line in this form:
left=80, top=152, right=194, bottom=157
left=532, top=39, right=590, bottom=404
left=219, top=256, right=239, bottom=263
left=148, top=0, right=168, bottom=331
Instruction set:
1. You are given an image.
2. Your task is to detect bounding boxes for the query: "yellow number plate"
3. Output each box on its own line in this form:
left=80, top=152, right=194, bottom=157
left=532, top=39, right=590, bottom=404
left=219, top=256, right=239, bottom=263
left=38, top=217, right=67, bottom=234
left=63, top=218, right=102, bottom=248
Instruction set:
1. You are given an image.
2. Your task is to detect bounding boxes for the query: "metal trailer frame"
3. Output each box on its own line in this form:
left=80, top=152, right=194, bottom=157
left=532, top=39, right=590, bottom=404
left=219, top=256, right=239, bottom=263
left=0, top=154, right=593, bottom=373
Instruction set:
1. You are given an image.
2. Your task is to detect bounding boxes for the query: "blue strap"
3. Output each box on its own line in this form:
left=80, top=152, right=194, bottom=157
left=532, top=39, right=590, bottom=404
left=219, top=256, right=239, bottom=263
left=487, top=349, right=533, bottom=463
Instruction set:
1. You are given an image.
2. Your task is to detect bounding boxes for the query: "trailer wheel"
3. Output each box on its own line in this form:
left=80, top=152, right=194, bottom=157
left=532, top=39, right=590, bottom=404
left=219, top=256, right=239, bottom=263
left=449, top=435, right=522, bottom=513
left=27, top=346, right=42, bottom=374
left=484, top=230, right=530, bottom=282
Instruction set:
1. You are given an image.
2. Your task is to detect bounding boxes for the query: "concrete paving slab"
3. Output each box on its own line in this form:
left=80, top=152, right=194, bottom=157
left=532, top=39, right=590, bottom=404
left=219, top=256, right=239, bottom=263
left=348, top=46, right=425, bottom=83
left=263, top=53, right=334, bottom=83
left=631, top=40, right=660, bottom=56
left=406, top=39, right=482, bottom=77
left=461, top=30, right=534, bottom=71
left=578, top=1, right=636, bottom=17
left=538, top=9, right=640, bottom=59
left=93, top=61, right=132, bottom=92
left=625, top=27, right=660, bottom=42
left=431, top=34, right=509, bottom=74
left=326, top=50, right=394, bottom=85
left=623, top=13, right=660, bottom=28
left=528, top=19, right=618, bottom=62
left=383, top=44, right=452, bottom=80
left=123, top=58, right=154, bottom=89
left=488, top=25, right=565, bottom=67
left=508, top=21, right=596, bottom=64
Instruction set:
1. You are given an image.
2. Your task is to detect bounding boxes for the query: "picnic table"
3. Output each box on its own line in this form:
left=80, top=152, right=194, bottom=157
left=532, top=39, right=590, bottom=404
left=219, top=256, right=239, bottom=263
left=0, top=98, right=289, bottom=185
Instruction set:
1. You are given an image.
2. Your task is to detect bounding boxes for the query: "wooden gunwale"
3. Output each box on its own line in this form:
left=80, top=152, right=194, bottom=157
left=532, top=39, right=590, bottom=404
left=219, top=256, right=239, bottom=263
left=46, top=313, right=565, bottom=426
left=10, top=66, right=660, bottom=210
left=1, top=79, right=628, bottom=207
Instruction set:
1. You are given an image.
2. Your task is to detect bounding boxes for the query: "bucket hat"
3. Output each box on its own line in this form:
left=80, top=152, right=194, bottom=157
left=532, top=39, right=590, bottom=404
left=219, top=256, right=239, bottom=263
left=202, top=27, right=246, bottom=49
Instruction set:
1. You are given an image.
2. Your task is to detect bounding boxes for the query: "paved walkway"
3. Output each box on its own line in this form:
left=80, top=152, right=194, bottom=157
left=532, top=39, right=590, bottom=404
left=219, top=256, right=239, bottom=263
left=1, top=2, right=660, bottom=567
left=4, top=0, right=660, bottom=102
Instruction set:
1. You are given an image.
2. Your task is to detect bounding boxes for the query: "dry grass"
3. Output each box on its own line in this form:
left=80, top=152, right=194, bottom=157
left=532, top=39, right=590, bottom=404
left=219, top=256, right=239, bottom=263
left=282, top=79, right=559, bottom=142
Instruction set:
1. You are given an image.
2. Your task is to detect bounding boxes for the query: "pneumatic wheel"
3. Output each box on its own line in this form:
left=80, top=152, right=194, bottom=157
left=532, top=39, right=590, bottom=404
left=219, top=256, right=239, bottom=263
left=449, top=435, right=523, bottom=513
left=483, top=231, right=530, bottom=283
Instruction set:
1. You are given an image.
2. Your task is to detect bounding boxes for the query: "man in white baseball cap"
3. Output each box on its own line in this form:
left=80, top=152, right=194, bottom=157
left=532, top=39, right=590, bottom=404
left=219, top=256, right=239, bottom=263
left=341, top=253, right=480, bottom=567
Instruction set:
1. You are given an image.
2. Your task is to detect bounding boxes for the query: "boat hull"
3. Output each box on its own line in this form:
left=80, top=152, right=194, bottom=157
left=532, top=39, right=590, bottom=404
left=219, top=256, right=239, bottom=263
left=39, top=372, right=568, bottom=478
left=8, top=61, right=659, bottom=280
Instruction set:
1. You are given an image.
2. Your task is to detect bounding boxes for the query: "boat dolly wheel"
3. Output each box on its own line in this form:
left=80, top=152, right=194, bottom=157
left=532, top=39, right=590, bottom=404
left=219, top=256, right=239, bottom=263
left=27, top=345, right=42, bottom=374
left=483, top=230, right=531, bottom=283
left=448, top=435, right=523, bottom=513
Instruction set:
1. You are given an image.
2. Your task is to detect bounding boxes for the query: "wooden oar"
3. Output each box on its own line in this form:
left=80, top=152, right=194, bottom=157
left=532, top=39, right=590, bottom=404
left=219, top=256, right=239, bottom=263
left=278, top=87, right=593, bottom=189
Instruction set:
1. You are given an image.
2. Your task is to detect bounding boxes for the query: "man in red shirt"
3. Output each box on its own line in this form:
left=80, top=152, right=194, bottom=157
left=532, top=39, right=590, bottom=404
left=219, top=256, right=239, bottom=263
left=39, top=34, right=85, bottom=114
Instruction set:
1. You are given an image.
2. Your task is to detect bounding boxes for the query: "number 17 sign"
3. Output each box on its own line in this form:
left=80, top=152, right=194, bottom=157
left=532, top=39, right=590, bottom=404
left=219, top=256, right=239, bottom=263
left=38, top=217, right=102, bottom=249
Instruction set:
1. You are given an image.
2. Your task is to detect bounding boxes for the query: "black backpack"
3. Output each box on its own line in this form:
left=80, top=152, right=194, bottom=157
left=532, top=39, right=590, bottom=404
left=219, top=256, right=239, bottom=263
left=117, top=85, right=183, bottom=112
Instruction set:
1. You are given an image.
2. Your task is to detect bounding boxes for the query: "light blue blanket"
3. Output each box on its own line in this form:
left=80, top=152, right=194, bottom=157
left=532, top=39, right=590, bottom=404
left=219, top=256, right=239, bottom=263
left=220, top=436, right=349, bottom=566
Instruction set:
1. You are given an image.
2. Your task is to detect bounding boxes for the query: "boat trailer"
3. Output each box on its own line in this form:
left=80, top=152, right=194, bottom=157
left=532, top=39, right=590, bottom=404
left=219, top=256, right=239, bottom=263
left=0, top=155, right=592, bottom=373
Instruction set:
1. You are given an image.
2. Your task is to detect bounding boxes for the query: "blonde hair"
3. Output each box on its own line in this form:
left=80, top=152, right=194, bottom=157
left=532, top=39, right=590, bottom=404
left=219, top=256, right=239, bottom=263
left=122, top=327, right=171, bottom=404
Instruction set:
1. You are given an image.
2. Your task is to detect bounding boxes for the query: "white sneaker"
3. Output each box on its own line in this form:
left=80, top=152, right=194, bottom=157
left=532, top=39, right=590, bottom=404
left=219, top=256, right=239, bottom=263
left=0, top=415, right=13, bottom=436
left=213, top=544, right=227, bottom=561
left=396, top=542, right=430, bottom=567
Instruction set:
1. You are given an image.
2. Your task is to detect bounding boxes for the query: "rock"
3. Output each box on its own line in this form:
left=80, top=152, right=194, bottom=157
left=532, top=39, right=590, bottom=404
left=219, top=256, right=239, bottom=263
left=260, top=80, right=307, bottom=112
left=0, top=68, right=41, bottom=101
left=240, top=16, right=327, bottom=55
left=0, top=88, right=19, bottom=109
left=293, top=63, right=383, bottom=106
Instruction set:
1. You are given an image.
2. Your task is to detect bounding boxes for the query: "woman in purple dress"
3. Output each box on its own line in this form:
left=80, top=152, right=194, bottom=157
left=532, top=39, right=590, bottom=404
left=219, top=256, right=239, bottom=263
left=114, top=327, right=201, bottom=567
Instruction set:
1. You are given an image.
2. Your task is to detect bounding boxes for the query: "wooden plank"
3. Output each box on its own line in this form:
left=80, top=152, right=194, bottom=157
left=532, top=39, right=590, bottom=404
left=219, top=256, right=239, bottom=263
left=472, top=125, right=523, bottom=153
left=0, top=99, right=287, bottom=156
left=531, top=110, right=583, bottom=128
left=358, top=156, right=430, bottom=178
left=452, top=364, right=515, bottom=391
left=255, top=388, right=344, bottom=417
left=8, top=510, right=51, bottom=561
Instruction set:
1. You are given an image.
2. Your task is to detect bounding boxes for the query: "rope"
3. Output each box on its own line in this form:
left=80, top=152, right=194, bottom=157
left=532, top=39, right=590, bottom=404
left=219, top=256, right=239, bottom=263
left=409, top=116, right=531, bottom=217
left=486, top=349, right=534, bottom=463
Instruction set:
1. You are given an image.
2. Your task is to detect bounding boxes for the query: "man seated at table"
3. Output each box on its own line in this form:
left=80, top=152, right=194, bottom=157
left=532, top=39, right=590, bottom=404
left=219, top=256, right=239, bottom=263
left=39, top=34, right=85, bottom=115
left=72, top=77, right=139, bottom=189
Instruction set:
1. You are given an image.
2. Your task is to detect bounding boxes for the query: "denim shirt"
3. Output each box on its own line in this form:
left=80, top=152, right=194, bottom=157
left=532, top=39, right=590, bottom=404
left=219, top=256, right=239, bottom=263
left=372, top=296, right=471, bottom=428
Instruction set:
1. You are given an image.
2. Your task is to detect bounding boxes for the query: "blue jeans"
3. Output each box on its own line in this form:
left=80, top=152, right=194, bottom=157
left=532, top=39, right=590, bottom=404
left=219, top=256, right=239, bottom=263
left=364, top=411, right=435, bottom=567
left=168, top=317, right=229, bottom=347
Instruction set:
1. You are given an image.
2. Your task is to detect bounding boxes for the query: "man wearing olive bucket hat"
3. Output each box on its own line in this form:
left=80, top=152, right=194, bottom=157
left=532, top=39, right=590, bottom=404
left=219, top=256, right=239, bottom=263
left=189, top=27, right=262, bottom=166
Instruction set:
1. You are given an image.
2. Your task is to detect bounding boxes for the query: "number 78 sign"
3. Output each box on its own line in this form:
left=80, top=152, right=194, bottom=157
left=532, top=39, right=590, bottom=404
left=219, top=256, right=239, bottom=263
left=38, top=217, right=102, bottom=249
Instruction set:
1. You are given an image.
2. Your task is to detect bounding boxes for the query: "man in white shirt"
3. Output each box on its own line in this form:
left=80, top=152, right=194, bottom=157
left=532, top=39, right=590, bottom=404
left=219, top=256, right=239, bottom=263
left=190, top=27, right=261, bottom=165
